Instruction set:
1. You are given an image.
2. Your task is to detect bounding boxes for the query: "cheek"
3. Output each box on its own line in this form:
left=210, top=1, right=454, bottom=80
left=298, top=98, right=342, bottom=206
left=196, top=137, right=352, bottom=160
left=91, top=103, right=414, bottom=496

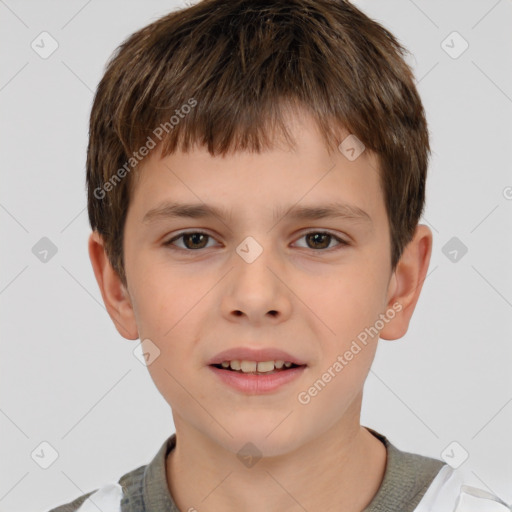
left=294, top=340, right=377, bottom=444
left=127, top=258, right=184, bottom=336
left=307, top=269, right=386, bottom=342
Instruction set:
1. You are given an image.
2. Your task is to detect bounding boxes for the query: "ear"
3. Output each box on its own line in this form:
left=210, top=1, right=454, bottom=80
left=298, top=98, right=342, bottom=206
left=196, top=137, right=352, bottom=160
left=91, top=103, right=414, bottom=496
left=380, top=224, right=433, bottom=341
left=88, top=230, right=139, bottom=340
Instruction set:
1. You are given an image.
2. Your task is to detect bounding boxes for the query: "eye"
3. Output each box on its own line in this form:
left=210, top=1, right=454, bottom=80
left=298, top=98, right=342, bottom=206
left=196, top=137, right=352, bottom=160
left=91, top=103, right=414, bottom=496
left=164, top=231, right=219, bottom=250
left=163, top=230, right=349, bottom=252
left=293, top=231, right=348, bottom=250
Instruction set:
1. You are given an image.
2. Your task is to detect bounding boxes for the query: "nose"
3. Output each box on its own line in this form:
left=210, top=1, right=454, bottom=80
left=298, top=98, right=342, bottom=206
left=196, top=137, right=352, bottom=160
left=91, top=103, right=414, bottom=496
left=220, top=240, right=293, bottom=325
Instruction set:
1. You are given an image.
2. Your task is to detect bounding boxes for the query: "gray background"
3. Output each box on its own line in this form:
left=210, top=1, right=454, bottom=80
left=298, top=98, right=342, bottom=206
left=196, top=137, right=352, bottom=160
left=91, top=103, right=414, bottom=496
left=1, top=0, right=511, bottom=510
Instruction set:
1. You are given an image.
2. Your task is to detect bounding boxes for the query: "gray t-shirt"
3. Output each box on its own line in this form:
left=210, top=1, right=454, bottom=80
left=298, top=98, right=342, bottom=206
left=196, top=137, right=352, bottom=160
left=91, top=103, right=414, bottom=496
left=47, top=427, right=446, bottom=512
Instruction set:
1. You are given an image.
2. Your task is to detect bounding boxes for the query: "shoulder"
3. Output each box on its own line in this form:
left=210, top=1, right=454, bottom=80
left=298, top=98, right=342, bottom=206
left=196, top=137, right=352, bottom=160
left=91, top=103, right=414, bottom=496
left=363, top=428, right=447, bottom=511
left=364, top=428, right=508, bottom=511
left=414, top=464, right=510, bottom=511
left=46, top=490, right=97, bottom=512
left=46, top=434, right=176, bottom=512
left=45, top=464, right=146, bottom=512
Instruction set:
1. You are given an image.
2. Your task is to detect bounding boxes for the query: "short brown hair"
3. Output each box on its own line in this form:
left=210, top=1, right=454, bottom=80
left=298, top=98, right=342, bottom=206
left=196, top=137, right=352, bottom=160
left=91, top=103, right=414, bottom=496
left=87, top=0, right=429, bottom=287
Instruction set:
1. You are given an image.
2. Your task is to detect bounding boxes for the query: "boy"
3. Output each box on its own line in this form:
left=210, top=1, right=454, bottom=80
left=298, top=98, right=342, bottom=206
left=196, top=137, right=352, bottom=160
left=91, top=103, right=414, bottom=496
left=48, top=0, right=507, bottom=511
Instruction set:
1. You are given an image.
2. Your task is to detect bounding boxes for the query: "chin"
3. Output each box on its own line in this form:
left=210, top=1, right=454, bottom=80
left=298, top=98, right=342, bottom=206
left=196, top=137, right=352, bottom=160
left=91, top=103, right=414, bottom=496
left=216, top=421, right=306, bottom=459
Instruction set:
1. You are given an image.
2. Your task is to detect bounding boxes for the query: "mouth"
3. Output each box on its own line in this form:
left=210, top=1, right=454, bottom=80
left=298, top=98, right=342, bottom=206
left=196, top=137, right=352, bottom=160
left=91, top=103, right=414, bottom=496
left=209, top=360, right=307, bottom=394
left=210, top=360, right=306, bottom=375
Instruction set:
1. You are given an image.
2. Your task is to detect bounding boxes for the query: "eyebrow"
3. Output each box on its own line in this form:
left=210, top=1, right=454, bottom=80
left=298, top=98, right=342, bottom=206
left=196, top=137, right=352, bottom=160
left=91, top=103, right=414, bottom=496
left=142, top=201, right=372, bottom=225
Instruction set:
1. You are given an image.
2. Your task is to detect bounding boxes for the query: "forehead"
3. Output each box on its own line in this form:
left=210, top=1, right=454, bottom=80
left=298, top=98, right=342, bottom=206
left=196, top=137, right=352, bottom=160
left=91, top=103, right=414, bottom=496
left=128, top=109, right=384, bottom=225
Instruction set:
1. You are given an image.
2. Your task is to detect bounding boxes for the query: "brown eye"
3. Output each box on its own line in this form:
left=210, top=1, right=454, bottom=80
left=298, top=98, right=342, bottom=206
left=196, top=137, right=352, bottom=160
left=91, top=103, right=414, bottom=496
left=182, top=233, right=209, bottom=249
left=305, top=233, right=331, bottom=249
left=165, top=232, right=216, bottom=250
left=295, top=231, right=347, bottom=250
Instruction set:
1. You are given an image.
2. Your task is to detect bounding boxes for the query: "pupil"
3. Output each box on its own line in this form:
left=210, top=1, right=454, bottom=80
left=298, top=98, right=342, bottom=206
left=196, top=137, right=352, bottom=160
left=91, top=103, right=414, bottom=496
left=185, top=233, right=208, bottom=249
left=307, top=233, right=330, bottom=249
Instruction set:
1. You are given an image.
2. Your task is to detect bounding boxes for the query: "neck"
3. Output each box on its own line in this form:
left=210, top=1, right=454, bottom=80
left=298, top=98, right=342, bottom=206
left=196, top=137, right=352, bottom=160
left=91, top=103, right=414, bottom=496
left=166, top=413, right=386, bottom=512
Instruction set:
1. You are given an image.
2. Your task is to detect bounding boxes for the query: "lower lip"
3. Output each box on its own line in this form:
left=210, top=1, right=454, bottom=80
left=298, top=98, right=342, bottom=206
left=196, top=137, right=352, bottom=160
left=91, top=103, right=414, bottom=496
left=208, top=365, right=307, bottom=393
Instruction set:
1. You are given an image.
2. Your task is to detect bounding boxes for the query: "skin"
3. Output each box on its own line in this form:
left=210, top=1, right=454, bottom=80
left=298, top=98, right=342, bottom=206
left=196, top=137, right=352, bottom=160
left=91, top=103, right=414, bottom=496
left=89, top=107, right=432, bottom=511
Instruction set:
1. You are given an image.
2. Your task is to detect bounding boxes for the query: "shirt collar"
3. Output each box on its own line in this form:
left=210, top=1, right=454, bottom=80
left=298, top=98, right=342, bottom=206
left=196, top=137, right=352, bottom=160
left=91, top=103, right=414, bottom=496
left=137, top=427, right=446, bottom=512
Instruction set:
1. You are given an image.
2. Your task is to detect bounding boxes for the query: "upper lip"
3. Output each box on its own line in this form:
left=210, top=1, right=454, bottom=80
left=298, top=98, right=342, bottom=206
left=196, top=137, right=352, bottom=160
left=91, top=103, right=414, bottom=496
left=207, top=347, right=307, bottom=366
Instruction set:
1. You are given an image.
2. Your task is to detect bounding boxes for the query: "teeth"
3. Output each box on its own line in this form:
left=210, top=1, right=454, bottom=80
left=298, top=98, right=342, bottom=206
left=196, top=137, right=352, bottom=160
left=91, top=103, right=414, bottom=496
left=257, top=361, right=275, bottom=372
left=240, top=360, right=257, bottom=372
left=218, top=359, right=297, bottom=373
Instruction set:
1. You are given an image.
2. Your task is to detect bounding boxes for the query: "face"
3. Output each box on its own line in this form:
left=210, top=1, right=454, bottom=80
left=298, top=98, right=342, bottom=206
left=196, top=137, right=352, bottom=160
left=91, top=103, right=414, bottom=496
left=120, top=111, right=397, bottom=457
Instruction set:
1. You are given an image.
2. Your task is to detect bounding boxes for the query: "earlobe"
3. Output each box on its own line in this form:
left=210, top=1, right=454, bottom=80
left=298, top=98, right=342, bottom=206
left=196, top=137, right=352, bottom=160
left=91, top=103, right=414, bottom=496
left=380, top=224, right=433, bottom=341
left=88, top=231, right=139, bottom=340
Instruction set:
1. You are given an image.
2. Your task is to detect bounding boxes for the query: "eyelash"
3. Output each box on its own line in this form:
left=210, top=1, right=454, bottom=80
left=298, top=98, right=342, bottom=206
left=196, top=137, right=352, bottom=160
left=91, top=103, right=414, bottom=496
left=163, top=230, right=349, bottom=253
